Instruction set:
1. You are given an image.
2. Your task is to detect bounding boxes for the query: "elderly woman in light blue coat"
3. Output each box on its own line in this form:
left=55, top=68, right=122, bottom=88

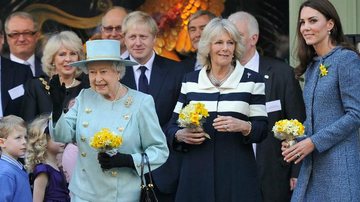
left=51, top=40, right=169, bottom=202
left=282, top=1, right=360, bottom=201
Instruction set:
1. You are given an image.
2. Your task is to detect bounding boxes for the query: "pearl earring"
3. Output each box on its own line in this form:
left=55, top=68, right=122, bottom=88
left=328, top=30, right=331, bottom=35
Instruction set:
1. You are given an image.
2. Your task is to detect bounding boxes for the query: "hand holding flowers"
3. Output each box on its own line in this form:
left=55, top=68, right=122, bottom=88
left=272, top=119, right=305, bottom=147
left=177, top=102, right=210, bottom=139
left=90, top=128, right=123, bottom=156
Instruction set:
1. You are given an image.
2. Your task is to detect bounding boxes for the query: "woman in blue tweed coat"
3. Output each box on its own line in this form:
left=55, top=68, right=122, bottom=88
left=167, top=18, right=268, bottom=202
left=282, top=1, right=360, bottom=201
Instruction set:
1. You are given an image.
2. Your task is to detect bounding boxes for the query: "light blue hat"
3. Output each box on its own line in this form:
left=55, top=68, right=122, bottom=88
left=70, top=39, right=137, bottom=69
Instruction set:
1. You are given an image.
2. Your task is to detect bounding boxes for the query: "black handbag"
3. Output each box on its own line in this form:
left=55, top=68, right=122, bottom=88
left=140, top=153, right=158, bottom=202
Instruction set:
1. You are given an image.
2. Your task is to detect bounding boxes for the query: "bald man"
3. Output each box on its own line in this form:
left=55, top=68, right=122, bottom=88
left=100, top=6, right=129, bottom=58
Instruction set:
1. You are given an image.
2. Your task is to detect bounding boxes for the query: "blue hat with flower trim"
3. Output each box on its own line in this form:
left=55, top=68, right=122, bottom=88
left=70, top=39, right=137, bottom=69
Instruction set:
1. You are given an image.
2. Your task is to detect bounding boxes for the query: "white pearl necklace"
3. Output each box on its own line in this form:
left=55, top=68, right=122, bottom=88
left=65, top=78, right=76, bottom=88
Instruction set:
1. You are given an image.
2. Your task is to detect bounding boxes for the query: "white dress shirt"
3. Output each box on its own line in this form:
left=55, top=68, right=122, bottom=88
left=130, top=51, right=155, bottom=90
left=243, top=50, right=260, bottom=73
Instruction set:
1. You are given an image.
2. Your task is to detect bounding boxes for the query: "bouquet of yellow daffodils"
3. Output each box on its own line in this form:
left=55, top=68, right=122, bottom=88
left=90, top=128, right=123, bottom=156
left=272, top=119, right=305, bottom=146
left=178, top=102, right=210, bottom=139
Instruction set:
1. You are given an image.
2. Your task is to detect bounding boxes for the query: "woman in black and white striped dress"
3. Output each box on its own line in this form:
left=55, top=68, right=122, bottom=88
left=167, top=18, right=268, bottom=202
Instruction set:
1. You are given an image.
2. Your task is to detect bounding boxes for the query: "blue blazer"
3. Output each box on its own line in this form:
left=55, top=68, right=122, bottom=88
left=292, top=47, right=360, bottom=201
left=1, top=57, right=32, bottom=117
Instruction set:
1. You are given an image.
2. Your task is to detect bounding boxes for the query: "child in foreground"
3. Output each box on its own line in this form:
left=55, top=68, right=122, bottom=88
left=0, top=115, right=32, bottom=202
left=25, top=114, right=70, bottom=202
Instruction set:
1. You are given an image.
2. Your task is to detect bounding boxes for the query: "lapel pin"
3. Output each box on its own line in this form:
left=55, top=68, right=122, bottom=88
left=247, top=73, right=251, bottom=78
left=124, top=96, right=133, bottom=108
left=264, top=75, right=269, bottom=79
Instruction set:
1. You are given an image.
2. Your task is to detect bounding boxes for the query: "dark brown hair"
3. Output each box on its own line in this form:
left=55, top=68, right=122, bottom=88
left=294, top=0, right=355, bottom=78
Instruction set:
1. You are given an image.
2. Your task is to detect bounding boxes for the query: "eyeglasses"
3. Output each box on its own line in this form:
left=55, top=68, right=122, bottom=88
left=6, top=31, right=37, bottom=39
left=102, top=26, right=122, bottom=34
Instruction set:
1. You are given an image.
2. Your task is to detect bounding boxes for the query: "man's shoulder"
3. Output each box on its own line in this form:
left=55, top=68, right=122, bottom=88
left=154, top=54, right=180, bottom=65
left=260, top=56, right=294, bottom=74
left=1, top=56, right=31, bottom=72
left=154, top=54, right=191, bottom=73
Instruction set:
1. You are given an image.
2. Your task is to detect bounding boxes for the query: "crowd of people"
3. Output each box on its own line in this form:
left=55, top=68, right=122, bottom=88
left=0, top=0, right=359, bottom=201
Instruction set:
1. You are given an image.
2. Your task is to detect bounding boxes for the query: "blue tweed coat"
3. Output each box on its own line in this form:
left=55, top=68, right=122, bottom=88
left=292, top=47, right=360, bottom=201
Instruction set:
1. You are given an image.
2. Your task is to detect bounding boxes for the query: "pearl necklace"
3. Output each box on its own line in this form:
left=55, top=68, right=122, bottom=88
left=208, top=67, right=234, bottom=87
left=65, top=78, right=76, bottom=88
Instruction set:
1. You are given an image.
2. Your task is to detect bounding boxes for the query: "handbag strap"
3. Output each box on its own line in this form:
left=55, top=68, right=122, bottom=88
left=140, top=153, right=155, bottom=188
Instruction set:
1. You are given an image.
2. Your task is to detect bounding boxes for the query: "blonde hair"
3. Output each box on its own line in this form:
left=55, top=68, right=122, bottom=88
left=197, top=18, right=245, bottom=69
left=25, top=114, right=51, bottom=172
left=0, top=115, right=26, bottom=139
left=41, top=31, right=84, bottom=77
left=122, top=11, right=158, bottom=36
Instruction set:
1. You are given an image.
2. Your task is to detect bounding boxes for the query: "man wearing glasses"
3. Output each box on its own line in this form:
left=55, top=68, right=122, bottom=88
left=0, top=19, right=32, bottom=118
left=4, top=11, right=43, bottom=77
left=100, top=6, right=129, bottom=59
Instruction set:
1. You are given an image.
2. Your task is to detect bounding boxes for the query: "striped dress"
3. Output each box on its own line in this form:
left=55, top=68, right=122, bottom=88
left=167, top=60, right=268, bottom=202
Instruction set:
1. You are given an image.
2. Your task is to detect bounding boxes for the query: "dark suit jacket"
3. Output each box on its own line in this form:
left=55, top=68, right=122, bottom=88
left=34, top=56, right=45, bottom=77
left=21, top=73, right=89, bottom=122
left=179, top=52, right=196, bottom=71
left=2, top=53, right=45, bottom=77
left=256, top=56, right=306, bottom=202
left=122, top=54, right=191, bottom=128
left=1, top=57, right=33, bottom=117
left=122, top=54, right=192, bottom=194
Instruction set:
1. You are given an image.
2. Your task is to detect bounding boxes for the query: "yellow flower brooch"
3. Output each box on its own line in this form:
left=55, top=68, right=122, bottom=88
left=319, top=63, right=330, bottom=77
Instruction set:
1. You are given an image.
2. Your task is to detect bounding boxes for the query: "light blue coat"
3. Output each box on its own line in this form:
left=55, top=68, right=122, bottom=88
left=292, top=47, right=360, bottom=201
left=53, top=88, right=169, bottom=202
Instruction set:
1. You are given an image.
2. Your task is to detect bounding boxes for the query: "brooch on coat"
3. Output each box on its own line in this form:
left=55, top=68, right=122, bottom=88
left=124, top=96, right=133, bottom=108
left=319, top=63, right=330, bottom=77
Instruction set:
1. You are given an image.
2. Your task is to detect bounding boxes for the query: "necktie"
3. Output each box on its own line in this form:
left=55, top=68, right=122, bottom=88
left=138, top=66, right=149, bottom=93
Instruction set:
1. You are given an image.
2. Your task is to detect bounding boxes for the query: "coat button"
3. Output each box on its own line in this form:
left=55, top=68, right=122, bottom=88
left=81, top=152, right=87, bottom=157
left=123, top=114, right=130, bottom=120
left=117, top=127, right=124, bottom=132
left=85, top=108, right=92, bottom=113
left=80, top=136, right=86, bottom=142
left=82, top=121, right=89, bottom=127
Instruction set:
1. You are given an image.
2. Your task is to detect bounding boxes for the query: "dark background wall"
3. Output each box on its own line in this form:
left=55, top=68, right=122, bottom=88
left=0, top=0, right=290, bottom=62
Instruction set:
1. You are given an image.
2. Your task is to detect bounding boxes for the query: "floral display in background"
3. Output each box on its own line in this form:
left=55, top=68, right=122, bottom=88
left=272, top=119, right=305, bottom=146
left=178, top=102, right=210, bottom=139
left=139, top=0, right=224, bottom=60
left=90, top=128, right=123, bottom=156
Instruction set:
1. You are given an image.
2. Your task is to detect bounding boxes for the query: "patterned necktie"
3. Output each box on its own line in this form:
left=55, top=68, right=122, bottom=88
left=138, top=66, right=149, bottom=93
